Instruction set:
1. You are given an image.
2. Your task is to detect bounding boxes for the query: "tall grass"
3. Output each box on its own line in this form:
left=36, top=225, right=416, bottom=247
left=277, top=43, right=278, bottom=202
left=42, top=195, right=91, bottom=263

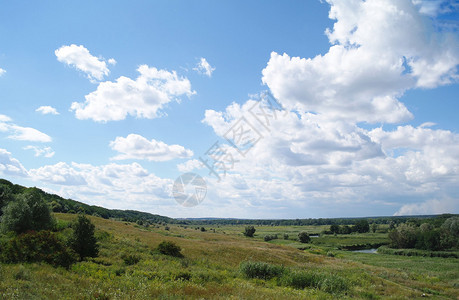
left=239, top=261, right=285, bottom=280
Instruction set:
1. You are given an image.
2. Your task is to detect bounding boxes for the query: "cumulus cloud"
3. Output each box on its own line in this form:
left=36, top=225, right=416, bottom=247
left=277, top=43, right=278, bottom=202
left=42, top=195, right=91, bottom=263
left=55, top=44, right=114, bottom=82
left=193, top=57, right=215, bottom=77
left=70, top=65, right=195, bottom=122
left=29, top=161, right=173, bottom=211
left=262, top=0, right=458, bottom=124
left=0, top=148, right=28, bottom=177
left=0, top=114, right=52, bottom=142
left=36, top=106, right=59, bottom=115
left=24, top=145, right=55, bottom=158
left=394, top=198, right=458, bottom=216
left=177, top=159, right=203, bottom=172
left=109, top=134, right=193, bottom=161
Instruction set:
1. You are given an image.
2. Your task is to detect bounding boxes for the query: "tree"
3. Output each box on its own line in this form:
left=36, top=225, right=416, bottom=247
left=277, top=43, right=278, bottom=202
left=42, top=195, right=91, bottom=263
left=330, top=224, right=340, bottom=234
left=0, top=184, right=13, bottom=214
left=353, top=220, right=370, bottom=233
left=1, top=191, right=54, bottom=234
left=371, top=223, right=378, bottom=233
left=388, top=223, right=417, bottom=248
left=69, top=215, right=99, bottom=260
left=243, top=226, right=256, bottom=237
left=298, top=231, right=310, bottom=243
left=339, top=225, right=352, bottom=234
left=157, top=241, right=183, bottom=257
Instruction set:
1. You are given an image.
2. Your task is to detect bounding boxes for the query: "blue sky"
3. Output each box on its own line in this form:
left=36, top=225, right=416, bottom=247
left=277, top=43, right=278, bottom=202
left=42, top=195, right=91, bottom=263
left=0, top=0, right=458, bottom=219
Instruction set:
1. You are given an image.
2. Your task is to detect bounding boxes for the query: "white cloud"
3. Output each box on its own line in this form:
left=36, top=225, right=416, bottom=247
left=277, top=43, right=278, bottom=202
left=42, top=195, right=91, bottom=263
left=199, top=95, right=459, bottom=217
left=55, top=44, right=114, bottom=82
left=177, top=159, right=203, bottom=172
left=394, top=198, right=458, bottom=216
left=193, top=57, right=215, bottom=77
left=0, top=148, right=28, bottom=177
left=262, top=0, right=458, bottom=124
left=0, top=114, right=52, bottom=143
left=29, top=161, right=173, bottom=211
left=71, top=65, right=195, bottom=122
left=109, top=134, right=193, bottom=161
left=0, top=68, right=5, bottom=76
left=24, top=145, right=55, bottom=158
left=36, top=106, right=59, bottom=115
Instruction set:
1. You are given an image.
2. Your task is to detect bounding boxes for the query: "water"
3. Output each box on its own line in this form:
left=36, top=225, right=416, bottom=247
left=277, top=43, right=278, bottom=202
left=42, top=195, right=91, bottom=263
left=352, top=248, right=378, bottom=254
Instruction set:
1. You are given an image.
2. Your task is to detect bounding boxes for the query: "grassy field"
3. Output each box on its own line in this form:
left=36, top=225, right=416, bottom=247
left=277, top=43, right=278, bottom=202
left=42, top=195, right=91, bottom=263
left=0, top=214, right=457, bottom=299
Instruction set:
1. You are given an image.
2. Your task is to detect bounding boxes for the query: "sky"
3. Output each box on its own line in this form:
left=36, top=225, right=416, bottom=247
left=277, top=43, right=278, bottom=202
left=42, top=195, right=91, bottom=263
left=0, top=0, right=458, bottom=219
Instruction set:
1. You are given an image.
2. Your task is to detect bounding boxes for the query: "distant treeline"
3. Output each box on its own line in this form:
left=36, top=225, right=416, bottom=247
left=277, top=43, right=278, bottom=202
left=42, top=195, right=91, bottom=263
left=1, top=179, right=457, bottom=226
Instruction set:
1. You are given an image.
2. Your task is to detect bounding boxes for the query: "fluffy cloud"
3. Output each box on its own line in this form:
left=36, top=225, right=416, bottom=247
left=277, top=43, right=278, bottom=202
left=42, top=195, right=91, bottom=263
left=36, top=106, right=59, bottom=115
left=55, top=44, right=114, bottom=82
left=29, top=161, right=173, bottom=211
left=24, top=146, right=55, bottom=158
left=0, top=148, right=28, bottom=177
left=262, top=0, right=458, bottom=124
left=199, top=95, right=459, bottom=217
left=0, top=114, right=52, bottom=142
left=193, top=57, right=215, bottom=77
left=0, top=68, right=5, bottom=76
left=394, top=198, right=458, bottom=216
left=177, top=159, right=203, bottom=172
left=110, top=134, right=193, bottom=161
left=71, top=65, right=195, bottom=122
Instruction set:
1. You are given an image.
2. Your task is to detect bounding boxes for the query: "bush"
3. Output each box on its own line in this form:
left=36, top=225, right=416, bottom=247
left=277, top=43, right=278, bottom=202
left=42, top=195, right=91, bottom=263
left=1, top=191, right=54, bottom=234
left=298, top=232, right=310, bottom=243
left=239, top=261, right=285, bottom=280
left=0, top=231, right=77, bottom=268
left=243, top=226, right=255, bottom=237
left=279, top=270, right=349, bottom=293
left=157, top=241, right=183, bottom=257
left=264, top=234, right=278, bottom=241
left=121, top=253, right=141, bottom=265
left=68, top=215, right=99, bottom=260
left=283, top=233, right=289, bottom=240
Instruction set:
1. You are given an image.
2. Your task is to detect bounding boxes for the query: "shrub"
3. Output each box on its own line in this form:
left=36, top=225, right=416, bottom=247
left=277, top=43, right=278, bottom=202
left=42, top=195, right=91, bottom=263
left=283, top=233, right=289, bottom=240
left=157, top=241, right=183, bottom=257
left=243, top=226, right=256, bottom=237
left=264, top=234, right=278, bottom=241
left=121, top=253, right=141, bottom=265
left=0, top=231, right=77, bottom=268
left=239, top=261, right=285, bottom=280
left=298, top=232, right=310, bottom=243
left=200, top=227, right=206, bottom=232
left=68, top=215, right=99, bottom=260
left=279, top=270, right=349, bottom=293
left=1, top=191, right=54, bottom=234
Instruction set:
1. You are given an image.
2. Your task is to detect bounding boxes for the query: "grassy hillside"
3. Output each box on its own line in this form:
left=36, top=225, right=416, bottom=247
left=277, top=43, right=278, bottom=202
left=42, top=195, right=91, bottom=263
left=0, top=213, right=457, bottom=299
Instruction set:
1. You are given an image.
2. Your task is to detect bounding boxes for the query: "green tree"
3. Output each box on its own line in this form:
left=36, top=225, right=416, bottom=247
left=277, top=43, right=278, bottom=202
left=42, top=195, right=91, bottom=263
left=298, top=231, right=310, bottom=243
left=243, top=226, right=256, bottom=237
left=69, top=215, right=99, bottom=260
left=0, top=184, right=13, bottom=214
left=330, top=224, right=340, bottom=234
left=353, top=220, right=370, bottom=233
left=371, top=223, right=378, bottom=233
left=1, top=191, right=54, bottom=234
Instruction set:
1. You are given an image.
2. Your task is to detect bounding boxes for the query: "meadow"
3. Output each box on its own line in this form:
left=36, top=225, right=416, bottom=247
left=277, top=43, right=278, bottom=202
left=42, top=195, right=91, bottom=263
left=0, top=213, right=457, bottom=299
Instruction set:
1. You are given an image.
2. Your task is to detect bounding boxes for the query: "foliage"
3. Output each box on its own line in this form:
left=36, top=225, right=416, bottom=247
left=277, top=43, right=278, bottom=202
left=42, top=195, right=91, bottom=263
left=121, top=253, right=141, bottom=265
left=1, top=191, right=54, bottom=234
left=157, top=241, right=183, bottom=257
left=330, top=224, right=340, bottom=234
left=353, top=219, right=370, bottom=233
left=239, top=261, right=285, bottom=280
left=0, top=230, right=77, bottom=268
left=263, top=234, right=278, bottom=241
left=298, top=231, right=310, bottom=243
left=68, top=215, right=99, bottom=260
left=378, top=246, right=458, bottom=258
left=279, top=270, right=349, bottom=293
left=0, top=183, right=13, bottom=214
left=243, top=225, right=256, bottom=237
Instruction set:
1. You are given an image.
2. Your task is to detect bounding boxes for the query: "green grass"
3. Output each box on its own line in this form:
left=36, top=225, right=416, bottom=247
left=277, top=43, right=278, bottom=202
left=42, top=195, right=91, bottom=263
left=0, top=214, right=457, bottom=299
